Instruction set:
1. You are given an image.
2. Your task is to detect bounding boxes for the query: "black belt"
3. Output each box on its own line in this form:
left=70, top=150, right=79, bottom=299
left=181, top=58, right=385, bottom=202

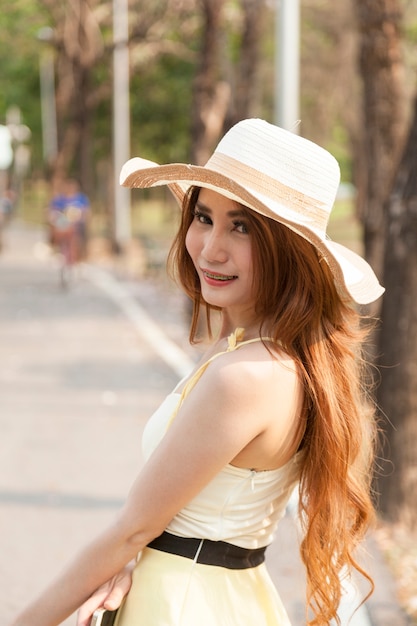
left=147, top=531, right=266, bottom=570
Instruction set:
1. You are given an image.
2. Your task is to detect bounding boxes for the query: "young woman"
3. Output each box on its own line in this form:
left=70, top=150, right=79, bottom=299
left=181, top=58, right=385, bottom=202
left=10, top=119, right=384, bottom=626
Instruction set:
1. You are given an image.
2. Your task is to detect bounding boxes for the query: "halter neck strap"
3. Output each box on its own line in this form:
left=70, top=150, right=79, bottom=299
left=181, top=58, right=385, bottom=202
left=167, top=328, right=275, bottom=429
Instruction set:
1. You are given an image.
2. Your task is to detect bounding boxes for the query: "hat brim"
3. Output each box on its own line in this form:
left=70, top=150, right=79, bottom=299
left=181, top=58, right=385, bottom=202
left=120, top=157, right=384, bottom=305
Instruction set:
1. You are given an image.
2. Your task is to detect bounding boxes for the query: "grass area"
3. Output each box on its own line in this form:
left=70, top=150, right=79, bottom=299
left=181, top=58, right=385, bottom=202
left=18, top=179, right=50, bottom=226
left=327, top=198, right=363, bottom=254
left=131, top=197, right=179, bottom=239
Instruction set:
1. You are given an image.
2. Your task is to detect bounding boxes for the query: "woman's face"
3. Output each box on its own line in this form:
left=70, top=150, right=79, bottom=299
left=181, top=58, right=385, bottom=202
left=185, top=188, right=256, bottom=319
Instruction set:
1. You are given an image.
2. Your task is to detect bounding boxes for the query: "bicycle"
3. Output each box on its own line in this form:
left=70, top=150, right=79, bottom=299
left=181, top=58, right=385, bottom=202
left=49, top=207, right=83, bottom=288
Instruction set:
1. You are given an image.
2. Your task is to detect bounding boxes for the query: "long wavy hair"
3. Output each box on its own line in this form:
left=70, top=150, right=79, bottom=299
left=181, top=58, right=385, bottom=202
left=167, top=186, right=377, bottom=625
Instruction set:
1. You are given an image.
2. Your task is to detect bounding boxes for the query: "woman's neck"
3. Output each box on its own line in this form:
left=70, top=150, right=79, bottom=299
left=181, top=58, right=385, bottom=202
left=217, top=315, right=265, bottom=342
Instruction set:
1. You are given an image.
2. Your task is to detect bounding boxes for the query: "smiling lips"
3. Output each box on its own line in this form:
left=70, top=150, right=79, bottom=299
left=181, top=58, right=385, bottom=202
left=202, top=269, right=238, bottom=282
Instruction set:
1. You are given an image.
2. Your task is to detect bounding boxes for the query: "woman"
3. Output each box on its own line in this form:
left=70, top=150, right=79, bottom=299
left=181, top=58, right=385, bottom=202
left=10, top=119, right=384, bottom=626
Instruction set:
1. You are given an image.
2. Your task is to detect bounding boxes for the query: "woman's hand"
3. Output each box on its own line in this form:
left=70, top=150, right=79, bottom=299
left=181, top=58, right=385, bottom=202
left=76, top=562, right=134, bottom=626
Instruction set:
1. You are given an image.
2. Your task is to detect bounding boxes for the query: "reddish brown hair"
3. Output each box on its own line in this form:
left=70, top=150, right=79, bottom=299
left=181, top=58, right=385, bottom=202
left=168, top=186, right=377, bottom=625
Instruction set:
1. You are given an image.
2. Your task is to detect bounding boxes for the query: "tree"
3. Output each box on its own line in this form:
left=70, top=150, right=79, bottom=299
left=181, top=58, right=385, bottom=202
left=352, top=0, right=407, bottom=283
left=36, top=0, right=199, bottom=193
left=377, top=96, right=417, bottom=532
left=190, top=0, right=267, bottom=165
left=352, top=0, right=417, bottom=531
left=40, top=0, right=106, bottom=193
left=190, top=0, right=229, bottom=165
left=1, top=0, right=375, bottom=201
left=300, top=0, right=358, bottom=168
left=224, top=0, right=267, bottom=129
left=0, top=2, right=51, bottom=168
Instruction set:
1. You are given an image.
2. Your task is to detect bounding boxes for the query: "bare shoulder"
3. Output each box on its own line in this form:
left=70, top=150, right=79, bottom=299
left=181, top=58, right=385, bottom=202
left=219, top=339, right=298, bottom=380
left=200, top=340, right=300, bottom=405
left=167, top=339, right=303, bottom=472
left=192, top=340, right=304, bottom=469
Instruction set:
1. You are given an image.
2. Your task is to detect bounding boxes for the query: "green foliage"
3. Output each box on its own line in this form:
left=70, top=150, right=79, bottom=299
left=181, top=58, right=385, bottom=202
left=2, top=0, right=416, bottom=206
left=0, top=1, right=51, bottom=164
left=328, top=122, right=352, bottom=182
left=89, top=55, right=113, bottom=166
left=404, top=13, right=417, bottom=45
left=130, top=54, right=195, bottom=163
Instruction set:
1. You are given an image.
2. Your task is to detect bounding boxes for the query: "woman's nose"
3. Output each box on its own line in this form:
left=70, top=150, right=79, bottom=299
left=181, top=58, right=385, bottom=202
left=202, top=230, right=228, bottom=263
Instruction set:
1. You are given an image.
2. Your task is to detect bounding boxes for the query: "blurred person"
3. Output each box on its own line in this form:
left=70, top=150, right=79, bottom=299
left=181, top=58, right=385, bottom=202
left=0, top=188, right=16, bottom=223
left=10, top=119, right=384, bottom=626
left=47, top=178, right=90, bottom=263
left=0, top=188, right=16, bottom=252
left=47, top=178, right=66, bottom=238
left=63, top=178, right=90, bottom=259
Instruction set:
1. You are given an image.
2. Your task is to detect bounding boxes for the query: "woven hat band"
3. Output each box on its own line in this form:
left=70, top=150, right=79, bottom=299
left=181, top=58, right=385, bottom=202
left=207, top=153, right=330, bottom=233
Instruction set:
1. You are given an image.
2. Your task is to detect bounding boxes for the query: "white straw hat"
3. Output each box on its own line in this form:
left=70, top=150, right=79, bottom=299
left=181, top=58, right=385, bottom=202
left=120, top=118, right=384, bottom=305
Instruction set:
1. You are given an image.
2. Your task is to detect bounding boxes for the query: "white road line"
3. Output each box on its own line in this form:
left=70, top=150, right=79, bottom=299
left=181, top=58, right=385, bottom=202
left=83, top=264, right=195, bottom=379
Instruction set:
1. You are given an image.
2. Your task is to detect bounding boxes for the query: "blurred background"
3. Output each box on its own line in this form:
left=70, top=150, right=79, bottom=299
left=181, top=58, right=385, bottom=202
left=0, top=0, right=416, bottom=623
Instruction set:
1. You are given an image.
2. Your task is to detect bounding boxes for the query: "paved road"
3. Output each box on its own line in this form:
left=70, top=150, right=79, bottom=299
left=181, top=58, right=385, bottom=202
left=0, top=221, right=409, bottom=626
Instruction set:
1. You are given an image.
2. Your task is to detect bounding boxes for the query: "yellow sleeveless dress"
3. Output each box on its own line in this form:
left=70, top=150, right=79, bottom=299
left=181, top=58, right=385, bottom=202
left=115, top=329, right=301, bottom=625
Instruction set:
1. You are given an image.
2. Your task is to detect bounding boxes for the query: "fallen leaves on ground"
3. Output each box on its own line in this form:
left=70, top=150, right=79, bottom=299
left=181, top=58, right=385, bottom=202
left=374, top=521, right=417, bottom=625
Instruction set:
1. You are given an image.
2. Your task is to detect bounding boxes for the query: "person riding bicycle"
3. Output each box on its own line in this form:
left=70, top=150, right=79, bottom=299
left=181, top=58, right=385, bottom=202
left=48, top=178, right=90, bottom=262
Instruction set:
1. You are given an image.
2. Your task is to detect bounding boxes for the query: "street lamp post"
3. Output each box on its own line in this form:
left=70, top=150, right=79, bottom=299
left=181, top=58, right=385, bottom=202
left=113, top=0, right=131, bottom=248
left=37, top=27, right=58, bottom=165
left=275, top=0, right=300, bottom=132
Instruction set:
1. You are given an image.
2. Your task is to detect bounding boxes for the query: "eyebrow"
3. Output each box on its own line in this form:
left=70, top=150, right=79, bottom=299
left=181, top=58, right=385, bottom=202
left=195, top=200, right=246, bottom=219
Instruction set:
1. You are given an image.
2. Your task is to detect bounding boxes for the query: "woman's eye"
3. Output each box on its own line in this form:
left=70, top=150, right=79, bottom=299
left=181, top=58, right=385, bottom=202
left=193, top=210, right=212, bottom=225
left=233, top=221, right=248, bottom=234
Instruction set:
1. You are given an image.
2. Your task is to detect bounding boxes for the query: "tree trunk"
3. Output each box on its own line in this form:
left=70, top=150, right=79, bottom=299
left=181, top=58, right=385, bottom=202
left=49, top=0, right=103, bottom=191
left=226, top=0, right=266, bottom=128
left=190, top=0, right=266, bottom=165
left=53, top=61, right=94, bottom=194
left=377, top=96, right=417, bottom=532
left=352, top=0, right=406, bottom=285
left=190, top=0, right=230, bottom=165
